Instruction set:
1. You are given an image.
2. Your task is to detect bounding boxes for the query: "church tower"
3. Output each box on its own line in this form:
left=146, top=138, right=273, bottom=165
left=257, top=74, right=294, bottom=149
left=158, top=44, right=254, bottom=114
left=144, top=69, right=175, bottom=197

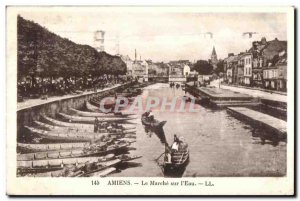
left=211, top=46, right=218, bottom=69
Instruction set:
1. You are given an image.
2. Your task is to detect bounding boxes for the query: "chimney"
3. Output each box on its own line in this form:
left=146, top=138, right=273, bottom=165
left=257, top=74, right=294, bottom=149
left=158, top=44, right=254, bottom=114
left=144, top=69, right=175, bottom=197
left=135, top=49, right=137, bottom=61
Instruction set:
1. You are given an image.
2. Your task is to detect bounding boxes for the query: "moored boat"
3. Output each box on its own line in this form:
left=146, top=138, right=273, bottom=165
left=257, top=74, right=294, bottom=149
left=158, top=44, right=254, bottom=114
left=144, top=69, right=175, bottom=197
left=25, top=125, right=135, bottom=137
left=42, top=115, right=93, bottom=129
left=24, top=126, right=110, bottom=142
left=17, top=142, right=129, bottom=161
left=116, top=154, right=142, bottom=162
left=58, top=113, right=136, bottom=124
left=17, top=142, right=88, bottom=153
left=17, top=156, right=105, bottom=170
left=69, top=108, right=134, bottom=118
left=19, top=155, right=118, bottom=176
left=82, top=167, right=117, bottom=177
left=86, top=101, right=101, bottom=112
left=40, top=116, right=136, bottom=132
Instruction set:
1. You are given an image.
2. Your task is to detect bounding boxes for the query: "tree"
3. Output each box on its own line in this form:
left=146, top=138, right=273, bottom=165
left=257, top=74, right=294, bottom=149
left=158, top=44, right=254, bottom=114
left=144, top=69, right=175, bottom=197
left=192, top=60, right=213, bottom=75
left=214, top=60, right=224, bottom=75
left=17, top=15, right=127, bottom=79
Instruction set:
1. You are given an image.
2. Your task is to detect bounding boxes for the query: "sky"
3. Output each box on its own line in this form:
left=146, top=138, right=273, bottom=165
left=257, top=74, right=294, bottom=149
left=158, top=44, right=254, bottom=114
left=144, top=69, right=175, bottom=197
left=19, top=8, right=287, bottom=62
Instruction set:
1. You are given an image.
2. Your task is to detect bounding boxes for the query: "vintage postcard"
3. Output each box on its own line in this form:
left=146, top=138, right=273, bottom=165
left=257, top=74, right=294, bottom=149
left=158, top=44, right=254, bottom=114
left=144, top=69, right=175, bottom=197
left=6, top=6, right=294, bottom=195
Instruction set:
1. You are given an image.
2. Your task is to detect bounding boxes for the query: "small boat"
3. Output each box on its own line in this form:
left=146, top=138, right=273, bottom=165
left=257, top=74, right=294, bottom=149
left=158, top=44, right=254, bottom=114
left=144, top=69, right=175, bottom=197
left=58, top=113, right=136, bottom=124
left=42, top=115, right=93, bottom=129
left=163, top=149, right=189, bottom=176
left=86, top=101, right=101, bottom=112
left=19, top=156, right=117, bottom=175
left=25, top=126, right=134, bottom=144
left=41, top=116, right=136, bottom=132
left=116, top=154, right=142, bottom=162
left=33, top=120, right=63, bottom=130
left=141, top=117, right=167, bottom=129
left=17, top=142, right=88, bottom=153
left=90, top=98, right=116, bottom=109
left=17, top=145, right=109, bottom=161
left=26, top=125, right=135, bottom=136
left=24, top=126, right=110, bottom=142
left=83, top=167, right=117, bottom=177
left=17, top=142, right=129, bottom=161
left=17, top=156, right=105, bottom=170
left=79, top=159, right=120, bottom=177
left=69, top=108, right=134, bottom=118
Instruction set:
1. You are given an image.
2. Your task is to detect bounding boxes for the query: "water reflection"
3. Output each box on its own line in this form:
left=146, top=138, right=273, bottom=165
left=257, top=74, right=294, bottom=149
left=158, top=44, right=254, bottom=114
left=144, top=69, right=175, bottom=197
left=143, top=125, right=167, bottom=144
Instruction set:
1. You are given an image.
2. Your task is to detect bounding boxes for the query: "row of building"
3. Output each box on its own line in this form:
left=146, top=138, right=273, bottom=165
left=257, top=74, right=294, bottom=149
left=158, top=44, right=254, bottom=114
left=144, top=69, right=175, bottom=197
left=224, top=37, right=287, bottom=91
left=120, top=51, right=196, bottom=82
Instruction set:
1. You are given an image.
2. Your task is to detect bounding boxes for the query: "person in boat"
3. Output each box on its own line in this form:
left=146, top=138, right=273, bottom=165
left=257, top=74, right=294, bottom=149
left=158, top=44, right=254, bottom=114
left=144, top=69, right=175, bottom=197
left=147, top=110, right=154, bottom=122
left=171, top=134, right=180, bottom=152
left=142, top=109, right=149, bottom=117
left=178, top=136, right=188, bottom=151
left=165, top=143, right=172, bottom=163
left=94, top=117, right=99, bottom=133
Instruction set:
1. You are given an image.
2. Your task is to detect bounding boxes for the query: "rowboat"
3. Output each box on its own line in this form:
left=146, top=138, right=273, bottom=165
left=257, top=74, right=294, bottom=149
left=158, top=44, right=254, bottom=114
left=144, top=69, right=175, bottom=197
left=25, top=126, right=136, bottom=143
left=40, top=116, right=136, bottom=132
left=87, top=100, right=135, bottom=116
left=69, top=108, right=134, bottom=118
left=33, top=120, right=63, bottom=130
left=17, top=142, right=88, bottom=153
left=164, top=149, right=189, bottom=176
left=141, top=117, right=167, bottom=129
left=34, top=120, right=92, bottom=133
left=42, top=115, right=93, bottom=129
left=116, top=154, right=142, bottom=162
left=17, top=156, right=105, bottom=169
left=17, top=142, right=130, bottom=161
left=116, top=92, right=134, bottom=97
left=58, top=113, right=136, bottom=124
left=82, top=167, right=117, bottom=177
left=90, top=98, right=115, bottom=109
left=29, top=155, right=117, bottom=177
left=115, top=138, right=136, bottom=144
left=79, top=159, right=120, bottom=177
left=24, top=126, right=109, bottom=142
left=86, top=101, right=101, bottom=112
left=18, top=156, right=118, bottom=175
left=26, top=125, right=135, bottom=136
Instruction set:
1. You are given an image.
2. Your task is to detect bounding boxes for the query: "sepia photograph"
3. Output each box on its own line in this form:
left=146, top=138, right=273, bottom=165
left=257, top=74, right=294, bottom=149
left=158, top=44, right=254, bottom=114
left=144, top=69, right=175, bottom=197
left=6, top=6, right=294, bottom=195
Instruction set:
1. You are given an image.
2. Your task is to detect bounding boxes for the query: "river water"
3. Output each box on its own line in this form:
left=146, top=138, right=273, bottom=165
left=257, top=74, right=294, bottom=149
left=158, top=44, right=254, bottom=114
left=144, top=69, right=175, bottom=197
left=113, top=83, right=286, bottom=177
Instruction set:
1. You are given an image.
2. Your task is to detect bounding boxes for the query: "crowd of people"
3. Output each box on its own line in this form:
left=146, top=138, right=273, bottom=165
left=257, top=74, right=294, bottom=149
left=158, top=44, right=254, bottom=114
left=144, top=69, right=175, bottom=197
left=17, top=75, right=133, bottom=102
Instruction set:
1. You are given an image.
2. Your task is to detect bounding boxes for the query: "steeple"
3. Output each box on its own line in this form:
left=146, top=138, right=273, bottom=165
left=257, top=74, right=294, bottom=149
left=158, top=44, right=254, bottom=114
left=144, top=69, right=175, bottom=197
left=211, top=46, right=218, bottom=69
left=212, top=46, right=217, bottom=57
